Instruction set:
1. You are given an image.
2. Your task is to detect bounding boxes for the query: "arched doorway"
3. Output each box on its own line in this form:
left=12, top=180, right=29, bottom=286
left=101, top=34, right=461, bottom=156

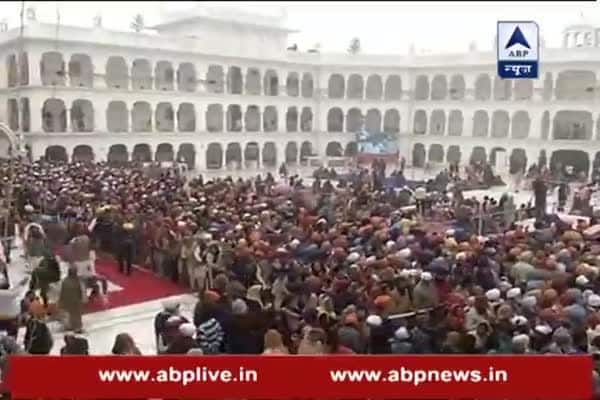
left=132, top=144, right=152, bottom=162
left=72, top=145, right=94, bottom=162
left=489, top=147, right=507, bottom=170
left=206, top=143, right=223, bottom=169
left=326, top=142, right=343, bottom=157
left=155, top=143, right=174, bottom=162
left=107, top=144, right=128, bottom=165
left=509, top=148, right=528, bottom=174
left=45, top=145, right=68, bottom=163
left=470, top=146, right=487, bottom=165
left=107, top=101, right=128, bottom=132
left=345, top=142, right=358, bottom=157
left=177, top=143, right=196, bottom=169
left=70, top=99, right=94, bottom=132
left=428, top=144, right=444, bottom=163
left=244, top=142, right=260, bottom=168
left=225, top=143, right=242, bottom=168
left=42, top=98, right=67, bottom=132
left=300, top=141, right=313, bottom=164
left=412, top=143, right=426, bottom=168
left=262, top=142, right=277, bottom=167
left=285, top=142, right=298, bottom=164
left=550, top=150, right=590, bottom=178
left=447, top=145, right=461, bottom=164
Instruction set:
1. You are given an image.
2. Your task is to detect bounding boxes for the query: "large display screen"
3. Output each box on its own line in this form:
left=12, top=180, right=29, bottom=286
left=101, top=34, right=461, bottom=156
left=356, top=129, right=398, bottom=156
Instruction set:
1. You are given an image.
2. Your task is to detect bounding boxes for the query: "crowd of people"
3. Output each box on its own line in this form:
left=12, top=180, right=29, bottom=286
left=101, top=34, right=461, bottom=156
left=0, top=156, right=599, bottom=389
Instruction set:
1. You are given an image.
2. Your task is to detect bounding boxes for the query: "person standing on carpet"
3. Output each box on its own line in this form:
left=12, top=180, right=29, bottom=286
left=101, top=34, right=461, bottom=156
left=24, top=299, right=53, bottom=355
left=58, top=266, right=84, bottom=333
left=116, top=222, right=136, bottom=276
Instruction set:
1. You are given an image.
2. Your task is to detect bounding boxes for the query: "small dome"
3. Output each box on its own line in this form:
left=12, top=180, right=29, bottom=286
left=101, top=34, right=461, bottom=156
left=563, top=13, right=600, bottom=32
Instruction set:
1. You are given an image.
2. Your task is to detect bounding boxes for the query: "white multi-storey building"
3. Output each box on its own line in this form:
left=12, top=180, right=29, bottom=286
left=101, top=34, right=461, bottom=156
left=0, top=6, right=599, bottom=176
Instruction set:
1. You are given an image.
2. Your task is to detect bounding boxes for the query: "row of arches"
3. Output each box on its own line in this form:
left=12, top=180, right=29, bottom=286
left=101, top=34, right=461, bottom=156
left=411, top=143, right=597, bottom=177
left=7, top=52, right=599, bottom=102
left=9, top=52, right=316, bottom=97
left=26, top=99, right=315, bottom=133
left=413, top=109, right=531, bottom=138
left=411, top=143, right=528, bottom=173
left=412, top=109, right=600, bottom=140
left=328, top=74, right=402, bottom=100
left=42, top=141, right=354, bottom=170
left=407, top=71, right=593, bottom=102
left=326, top=108, right=400, bottom=133
left=11, top=98, right=600, bottom=140
left=328, top=70, right=593, bottom=102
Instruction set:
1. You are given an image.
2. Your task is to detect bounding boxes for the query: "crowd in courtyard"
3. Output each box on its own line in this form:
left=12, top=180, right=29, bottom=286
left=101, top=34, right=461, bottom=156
left=0, top=156, right=599, bottom=392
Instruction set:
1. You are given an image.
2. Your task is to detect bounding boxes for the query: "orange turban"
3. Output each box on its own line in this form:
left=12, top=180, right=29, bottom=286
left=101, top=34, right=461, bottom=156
left=374, top=295, right=392, bottom=308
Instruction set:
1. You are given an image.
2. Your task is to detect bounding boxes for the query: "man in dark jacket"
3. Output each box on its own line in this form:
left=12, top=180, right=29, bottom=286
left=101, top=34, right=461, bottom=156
left=24, top=298, right=53, bottom=354
left=116, top=222, right=136, bottom=276
left=24, top=312, right=53, bottom=354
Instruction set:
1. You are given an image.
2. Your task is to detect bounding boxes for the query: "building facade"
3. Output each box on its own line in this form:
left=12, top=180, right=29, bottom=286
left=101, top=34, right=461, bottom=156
left=0, top=7, right=599, bottom=175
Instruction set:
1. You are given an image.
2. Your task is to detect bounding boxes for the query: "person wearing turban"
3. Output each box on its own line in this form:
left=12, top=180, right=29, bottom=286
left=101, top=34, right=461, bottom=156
left=116, top=221, right=136, bottom=276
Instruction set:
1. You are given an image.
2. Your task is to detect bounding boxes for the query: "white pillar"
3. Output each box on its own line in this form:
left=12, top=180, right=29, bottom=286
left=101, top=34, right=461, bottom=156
left=27, top=49, right=41, bottom=86
left=63, top=52, right=72, bottom=88
left=64, top=107, right=70, bottom=133
left=277, top=105, right=286, bottom=133
left=195, top=143, right=205, bottom=171
left=195, top=64, right=208, bottom=93
left=277, top=141, right=286, bottom=165
left=257, top=143, right=262, bottom=168
left=127, top=105, right=132, bottom=133
left=317, top=72, right=330, bottom=99
left=94, top=55, right=107, bottom=90
left=196, top=105, right=205, bottom=132
left=528, top=111, right=542, bottom=140
left=94, top=100, right=107, bottom=132
left=29, top=102, right=42, bottom=133
left=464, top=74, right=477, bottom=101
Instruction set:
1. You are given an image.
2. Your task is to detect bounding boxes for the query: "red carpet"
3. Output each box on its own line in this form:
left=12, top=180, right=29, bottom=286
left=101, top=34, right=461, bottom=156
left=84, top=259, right=187, bottom=313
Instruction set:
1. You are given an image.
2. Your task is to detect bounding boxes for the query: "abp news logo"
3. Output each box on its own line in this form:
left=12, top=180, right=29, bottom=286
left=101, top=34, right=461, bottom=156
left=497, top=21, right=539, bottom=79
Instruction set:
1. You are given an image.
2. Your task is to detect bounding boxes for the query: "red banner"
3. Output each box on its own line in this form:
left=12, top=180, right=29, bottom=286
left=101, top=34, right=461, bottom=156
left=6, top=355, right=593, bottom=399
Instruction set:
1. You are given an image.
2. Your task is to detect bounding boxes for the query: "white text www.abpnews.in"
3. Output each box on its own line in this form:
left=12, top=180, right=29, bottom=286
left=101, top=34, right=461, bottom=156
left=98, top=366, right=507, bottom=387
left=329, top=367, right=508, bottom=386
